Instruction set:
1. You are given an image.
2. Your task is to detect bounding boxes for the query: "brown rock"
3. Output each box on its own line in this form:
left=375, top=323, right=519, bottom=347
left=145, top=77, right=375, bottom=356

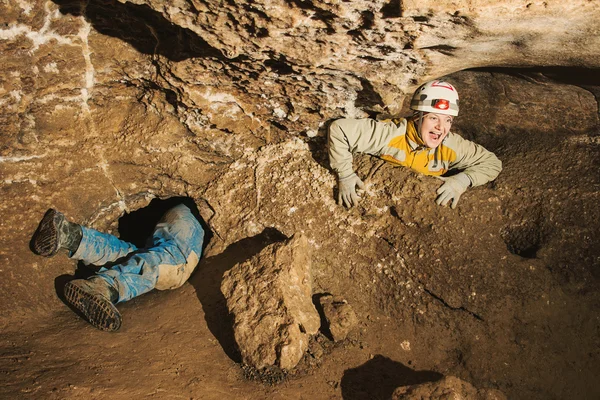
left=221, top=233, right=320, bottom=371
left=392, top=376, right=507, bottom=400
left=319, top=295, right=359, bottom=342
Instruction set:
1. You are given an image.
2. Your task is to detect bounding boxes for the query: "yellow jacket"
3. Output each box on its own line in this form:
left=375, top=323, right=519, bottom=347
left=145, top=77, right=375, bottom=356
left=328, top=118, right=502, bottom=187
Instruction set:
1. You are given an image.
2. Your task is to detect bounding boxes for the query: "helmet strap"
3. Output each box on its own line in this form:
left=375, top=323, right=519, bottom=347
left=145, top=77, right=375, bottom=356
left=413, top=111, right=425, bottom=133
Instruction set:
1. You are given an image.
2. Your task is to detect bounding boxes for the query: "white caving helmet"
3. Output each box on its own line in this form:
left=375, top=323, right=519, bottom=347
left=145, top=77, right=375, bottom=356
left=410, top=80, right=459, bottom=117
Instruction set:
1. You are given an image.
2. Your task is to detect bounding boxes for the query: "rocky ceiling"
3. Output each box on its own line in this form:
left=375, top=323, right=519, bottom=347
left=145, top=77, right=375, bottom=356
left=3, top=0, right=599, bottom=158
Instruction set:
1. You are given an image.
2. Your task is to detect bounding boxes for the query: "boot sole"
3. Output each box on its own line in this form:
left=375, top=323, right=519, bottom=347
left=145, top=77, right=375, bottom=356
left=31, top=209, right=61, bottom=257
left=64, top=281, right=122, bottom=332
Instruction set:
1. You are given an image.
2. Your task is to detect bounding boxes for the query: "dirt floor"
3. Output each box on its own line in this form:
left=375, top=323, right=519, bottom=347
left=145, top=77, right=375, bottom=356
left=2, top=72, right=600, bottom=400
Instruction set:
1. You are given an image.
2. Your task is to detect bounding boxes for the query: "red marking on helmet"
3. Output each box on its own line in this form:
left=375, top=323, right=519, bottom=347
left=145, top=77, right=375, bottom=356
left=434, top=99, right=449, bottom=110
left=431, top=81, right=455, bottom=91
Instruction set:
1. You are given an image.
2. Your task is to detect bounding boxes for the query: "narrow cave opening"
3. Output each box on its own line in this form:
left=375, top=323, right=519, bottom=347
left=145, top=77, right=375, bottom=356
left=118, top=196, right=209, bottom=248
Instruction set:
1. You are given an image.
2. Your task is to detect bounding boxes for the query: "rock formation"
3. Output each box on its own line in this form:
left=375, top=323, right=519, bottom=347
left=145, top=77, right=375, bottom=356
left=1, top=0, right=599, bottom=399
left=392, top=375, right=507, bottom=400
left=318, top=294, right=359, bottom=342
left=221, top=233, right=320, bottom=371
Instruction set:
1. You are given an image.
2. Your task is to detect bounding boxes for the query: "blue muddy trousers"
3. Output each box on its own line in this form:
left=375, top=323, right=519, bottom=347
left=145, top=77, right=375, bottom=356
left=70, top=204, right=204, bottom=303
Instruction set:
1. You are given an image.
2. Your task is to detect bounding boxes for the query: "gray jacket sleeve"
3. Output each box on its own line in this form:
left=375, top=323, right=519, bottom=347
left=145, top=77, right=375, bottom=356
left=328, top=118, right=406, bottom=178
left=448, top=133, right=502, bottom=187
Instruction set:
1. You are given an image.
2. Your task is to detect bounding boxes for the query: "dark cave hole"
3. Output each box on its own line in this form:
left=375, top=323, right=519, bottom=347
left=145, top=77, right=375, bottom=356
left=54, top=196, right=211, bottom=317
left=265, top=53, right=295, bottom=75
left=359, top=10, right=375, bottom=30
left=355, top=77, right=385, bottom=109
left=380, top=0, right=402, bottom=18
left=118, top=196, right=210, bottom=249
left=501, top=225, right=542, bottom=259
left=245, top=22, right=269, bottom=38
left=164, top=88, right=179, bottom=111
left=270, top=119, right=290, bottom=132
left=412, top=16, right=430, bottom=23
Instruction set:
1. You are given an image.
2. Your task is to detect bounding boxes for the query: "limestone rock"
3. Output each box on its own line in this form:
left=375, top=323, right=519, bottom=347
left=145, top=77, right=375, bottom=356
left=119, top=0, right=600, bottom=125
left=1, top=1, right=600, bottom=397
left=319, top=295, right=359, bottom=342
left=221, top=233, right=320, bottom=371
left=392, top=376, right=507, bottom=400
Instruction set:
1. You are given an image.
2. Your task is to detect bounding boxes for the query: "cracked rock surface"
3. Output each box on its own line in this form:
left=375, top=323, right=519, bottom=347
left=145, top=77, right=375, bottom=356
left=221, top=233, right=320, bottom=371
left=1, top=0, right=599, bottom=399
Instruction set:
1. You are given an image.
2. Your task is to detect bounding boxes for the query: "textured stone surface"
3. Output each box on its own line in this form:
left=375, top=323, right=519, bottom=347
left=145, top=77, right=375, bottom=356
left=392, top=375, right=507, bottom=400
left=319, top=294, right=359, bottom=342
left=119, top=0, right=600, bottom=121
left=4, top=0, right=594, bottom=164
left=220, top=233, right=320, bottom=371
left=1, top=0, right=600, bottom=398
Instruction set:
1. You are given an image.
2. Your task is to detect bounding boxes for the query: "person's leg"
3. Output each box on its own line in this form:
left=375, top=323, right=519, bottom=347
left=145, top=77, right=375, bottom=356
left=63, top=224, right=143, bottom=332
left=32, top=208, right=138, bottom=264
left=150, top=203, right=205, bottom=291
left=36, top=204, right=204, bottom=331
left=94, top=203, right=205, bottom=302
left=71, top=226, right=138, bottom=266
left=32, top=209, right=139, bottom=331
left=64, top=227, right=149, bottom=332
left=63, top=278, right=122, bottom=332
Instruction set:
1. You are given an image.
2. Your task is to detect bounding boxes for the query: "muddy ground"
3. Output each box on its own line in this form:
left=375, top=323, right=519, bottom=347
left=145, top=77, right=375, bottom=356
left=1, top=70, right=600, bottom=400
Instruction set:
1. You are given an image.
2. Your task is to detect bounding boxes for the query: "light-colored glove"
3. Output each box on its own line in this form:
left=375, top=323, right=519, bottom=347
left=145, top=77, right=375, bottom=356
left=337, top=173, right=365, bottom=208
left=436, top=173, right=471, bottom=209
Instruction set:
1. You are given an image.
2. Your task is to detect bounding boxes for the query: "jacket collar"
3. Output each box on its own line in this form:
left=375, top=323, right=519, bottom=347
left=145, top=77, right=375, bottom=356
left=406, top=119, right=426, bottom=150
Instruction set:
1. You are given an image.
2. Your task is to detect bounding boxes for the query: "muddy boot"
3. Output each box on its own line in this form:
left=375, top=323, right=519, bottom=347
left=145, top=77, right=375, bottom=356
left=31, top=209, right=82, bottom=257
left=64, top=278, right=122, bottom=332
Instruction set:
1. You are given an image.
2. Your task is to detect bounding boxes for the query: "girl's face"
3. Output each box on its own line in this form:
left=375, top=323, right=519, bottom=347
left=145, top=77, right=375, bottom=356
left=419, top=112, right=453, bottom=148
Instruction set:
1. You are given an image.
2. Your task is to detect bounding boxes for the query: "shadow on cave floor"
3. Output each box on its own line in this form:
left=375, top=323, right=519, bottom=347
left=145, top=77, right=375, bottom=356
left=50, top=0, right=227, bottom=62
left=340, top=355, right=442, bottom=400
left=188, top=228, right=288, bottom=362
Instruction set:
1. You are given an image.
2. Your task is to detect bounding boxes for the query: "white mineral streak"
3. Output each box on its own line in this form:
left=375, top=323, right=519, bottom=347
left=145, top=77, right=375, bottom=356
left=9, top=90, right=22, bottom=103
left=78, top=19, right=95, bottom=114
left=36, top=94, right=82, bottom=105
left=0, top=154, right=47, bottom=163
left=97, top=159, right=125, bottom=204
left=0, top=3, right=100, bottom=116
left=16, top=0, right=33, bottom=15
left=42, top=62, right=59, bottom=74
left=202, top=88, right=237, bottom=104
left=0, top=4, right=74, bottom=51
